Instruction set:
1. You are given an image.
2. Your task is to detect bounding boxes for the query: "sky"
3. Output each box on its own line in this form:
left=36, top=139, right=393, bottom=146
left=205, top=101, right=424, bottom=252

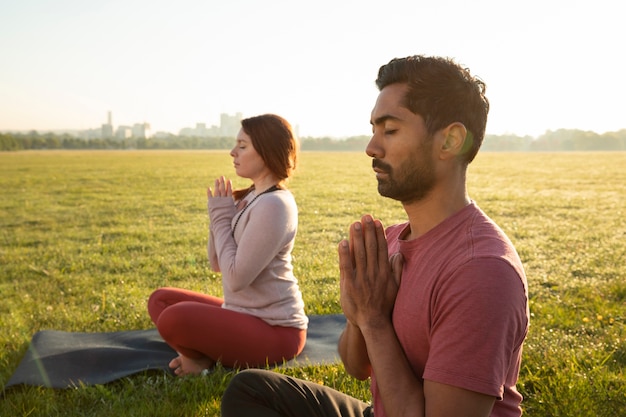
left=0, top=0, right=623, bottom=138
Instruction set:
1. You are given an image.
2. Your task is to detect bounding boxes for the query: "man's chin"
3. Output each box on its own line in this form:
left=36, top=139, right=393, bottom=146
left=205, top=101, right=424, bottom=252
left=376, top=184, right=394, bottom=199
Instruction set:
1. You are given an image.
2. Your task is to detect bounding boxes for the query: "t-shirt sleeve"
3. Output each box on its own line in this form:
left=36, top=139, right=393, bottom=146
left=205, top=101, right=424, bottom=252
left=423, top=257, right=528, bottom=399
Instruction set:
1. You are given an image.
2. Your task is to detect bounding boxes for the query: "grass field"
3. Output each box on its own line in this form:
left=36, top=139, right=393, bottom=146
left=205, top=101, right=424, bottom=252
left=1, top=150, right=625, bottom=416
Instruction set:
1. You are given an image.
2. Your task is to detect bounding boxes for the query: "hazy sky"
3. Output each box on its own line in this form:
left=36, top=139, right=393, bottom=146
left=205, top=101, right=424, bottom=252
left=0, top=0, right=623, bottom=138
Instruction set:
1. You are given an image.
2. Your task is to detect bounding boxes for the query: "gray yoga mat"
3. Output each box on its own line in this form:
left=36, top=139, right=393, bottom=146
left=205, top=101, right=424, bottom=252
left=4, top=314, right=346, bottom=389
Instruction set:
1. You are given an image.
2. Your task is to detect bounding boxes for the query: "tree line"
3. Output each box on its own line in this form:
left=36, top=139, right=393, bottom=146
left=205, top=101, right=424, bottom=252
left=1, top=129, right=625, bottom=152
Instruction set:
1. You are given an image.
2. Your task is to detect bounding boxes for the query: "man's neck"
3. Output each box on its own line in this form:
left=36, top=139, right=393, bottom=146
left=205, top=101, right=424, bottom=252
left=401, top=187, right=470, bottom=240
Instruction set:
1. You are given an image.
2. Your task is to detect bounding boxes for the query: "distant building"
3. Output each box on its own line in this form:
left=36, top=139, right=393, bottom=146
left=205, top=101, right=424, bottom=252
left=101, top=111, right=113, bottom=138
left=220, top=113, right=242, bottom=137
left=132, top=123, right=151, bottom=139
left=179, top=123, right=216, bottom=137
left=179, top=113, right=242, bottom=137
left=186, top=122, right=212, bottom=137
left=81, top=128, right=104, bottom=139
left=101, top=124, right=113, bottom=138
left=96, top=111, right=245, bottom=139
left=116, top=126, right=132, bottom=139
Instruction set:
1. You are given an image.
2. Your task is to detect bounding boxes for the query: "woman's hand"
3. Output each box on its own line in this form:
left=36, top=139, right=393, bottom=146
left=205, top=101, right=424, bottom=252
left=208, top=176, right=233, bottom=199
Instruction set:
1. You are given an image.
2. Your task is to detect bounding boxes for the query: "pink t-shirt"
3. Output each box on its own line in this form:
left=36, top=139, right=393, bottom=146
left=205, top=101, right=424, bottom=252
left=371, top=202, right=529, bottom=417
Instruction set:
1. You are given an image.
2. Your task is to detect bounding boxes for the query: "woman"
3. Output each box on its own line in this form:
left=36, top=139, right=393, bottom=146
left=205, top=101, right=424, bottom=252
left=148, top=114, right=308, bottom=376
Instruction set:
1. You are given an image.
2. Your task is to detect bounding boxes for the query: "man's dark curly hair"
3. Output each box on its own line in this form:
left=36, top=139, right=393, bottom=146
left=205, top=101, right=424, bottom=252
left=376, top=55, right=489, bottom=164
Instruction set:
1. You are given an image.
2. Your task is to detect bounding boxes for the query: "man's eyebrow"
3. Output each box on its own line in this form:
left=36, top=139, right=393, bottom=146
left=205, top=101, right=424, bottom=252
left=370, top=114, right=402, bottom=126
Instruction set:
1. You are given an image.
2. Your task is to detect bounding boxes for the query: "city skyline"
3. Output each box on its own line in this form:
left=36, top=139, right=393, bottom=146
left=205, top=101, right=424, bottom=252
left=0, top=111, right=248, bottom=140
left=2, top=108, right=622, bottom=140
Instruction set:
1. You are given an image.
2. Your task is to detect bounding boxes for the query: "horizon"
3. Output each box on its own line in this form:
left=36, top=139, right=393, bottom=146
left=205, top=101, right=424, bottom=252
left=2, top=124, right=623, bottom=140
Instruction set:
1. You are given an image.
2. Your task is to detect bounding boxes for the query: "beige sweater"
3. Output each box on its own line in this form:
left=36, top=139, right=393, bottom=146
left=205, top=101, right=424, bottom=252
left=208, top=188, right=308, bottom=329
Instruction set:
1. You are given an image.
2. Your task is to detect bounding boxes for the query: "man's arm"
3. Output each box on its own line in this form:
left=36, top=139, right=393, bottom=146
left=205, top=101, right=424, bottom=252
left=338, top=320, right=371, bottom=380
left=360, top=320, right=495, bottom=417
left=338, top=215, right=496, bottom=417
left=424, top=381, right=495, bottom=417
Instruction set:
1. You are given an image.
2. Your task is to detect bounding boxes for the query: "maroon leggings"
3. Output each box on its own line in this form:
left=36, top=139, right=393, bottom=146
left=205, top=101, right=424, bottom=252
left=147, top=287, right=306, bottom=368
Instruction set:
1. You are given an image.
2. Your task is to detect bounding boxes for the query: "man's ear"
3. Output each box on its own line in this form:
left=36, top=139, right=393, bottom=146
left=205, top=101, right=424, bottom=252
left=440, top=123, right=468, bottom=157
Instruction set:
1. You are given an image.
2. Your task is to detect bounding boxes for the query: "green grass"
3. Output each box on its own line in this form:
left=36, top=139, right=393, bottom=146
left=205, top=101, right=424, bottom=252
left=1, top=150, right=625, bottom=416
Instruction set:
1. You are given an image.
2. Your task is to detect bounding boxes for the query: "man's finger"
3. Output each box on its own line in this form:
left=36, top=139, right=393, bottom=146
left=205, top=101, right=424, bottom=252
left=361, top=215, right=381, bottom=281
left=374, top=219, right=389, bottom=273
left=389, top=252, right=404, bottom=287
left=350, top=221, right=366, bottom=278
left=338, top=239, right=352, bottom=281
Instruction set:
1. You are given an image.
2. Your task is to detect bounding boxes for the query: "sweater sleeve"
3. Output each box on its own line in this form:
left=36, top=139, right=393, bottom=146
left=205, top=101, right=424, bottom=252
left=208, top=226, right=220, bottom=272
left=207, top=196, right=235, bottom=273
left=208, top=191, right=296, bottom=293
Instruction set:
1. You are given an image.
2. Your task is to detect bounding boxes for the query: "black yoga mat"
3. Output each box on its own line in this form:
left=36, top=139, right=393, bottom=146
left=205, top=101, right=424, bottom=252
left=4, top=314, right=346, bottom=389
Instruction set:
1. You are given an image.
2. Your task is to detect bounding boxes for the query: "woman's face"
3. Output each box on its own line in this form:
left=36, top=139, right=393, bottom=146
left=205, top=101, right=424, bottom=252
left=230, top=128, right=267, bottom=180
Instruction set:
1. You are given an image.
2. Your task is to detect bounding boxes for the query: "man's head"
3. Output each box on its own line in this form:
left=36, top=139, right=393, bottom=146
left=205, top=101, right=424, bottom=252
left=375, top=55, right=489, bottom=164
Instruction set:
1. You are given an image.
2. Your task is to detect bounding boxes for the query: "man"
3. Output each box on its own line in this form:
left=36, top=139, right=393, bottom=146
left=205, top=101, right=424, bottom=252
left=221, top=55, right=529, bottom=417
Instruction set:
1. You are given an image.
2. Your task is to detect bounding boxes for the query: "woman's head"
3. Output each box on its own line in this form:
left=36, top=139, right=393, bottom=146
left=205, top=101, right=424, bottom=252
left=239, top=114, right=298, bottom=183
left=231, top=114, right=298, bottom=198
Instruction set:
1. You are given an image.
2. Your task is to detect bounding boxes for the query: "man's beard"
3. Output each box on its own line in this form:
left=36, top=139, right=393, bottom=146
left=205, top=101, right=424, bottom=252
left=373, top=157, right=436, bottom=204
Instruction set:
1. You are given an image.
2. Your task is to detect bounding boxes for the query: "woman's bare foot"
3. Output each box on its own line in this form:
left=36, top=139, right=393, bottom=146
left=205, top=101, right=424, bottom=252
left=169, top=354, right=215, bottom=376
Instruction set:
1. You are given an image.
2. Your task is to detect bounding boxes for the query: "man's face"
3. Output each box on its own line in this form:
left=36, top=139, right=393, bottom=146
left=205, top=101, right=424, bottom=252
left=366, top=83, right=437, bottom=204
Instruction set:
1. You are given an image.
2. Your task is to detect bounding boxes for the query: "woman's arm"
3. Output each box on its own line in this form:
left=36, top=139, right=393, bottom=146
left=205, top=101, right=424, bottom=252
left=207, top=227, right=220, bottom=272
left=210, top=192, right=296, bottom=292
